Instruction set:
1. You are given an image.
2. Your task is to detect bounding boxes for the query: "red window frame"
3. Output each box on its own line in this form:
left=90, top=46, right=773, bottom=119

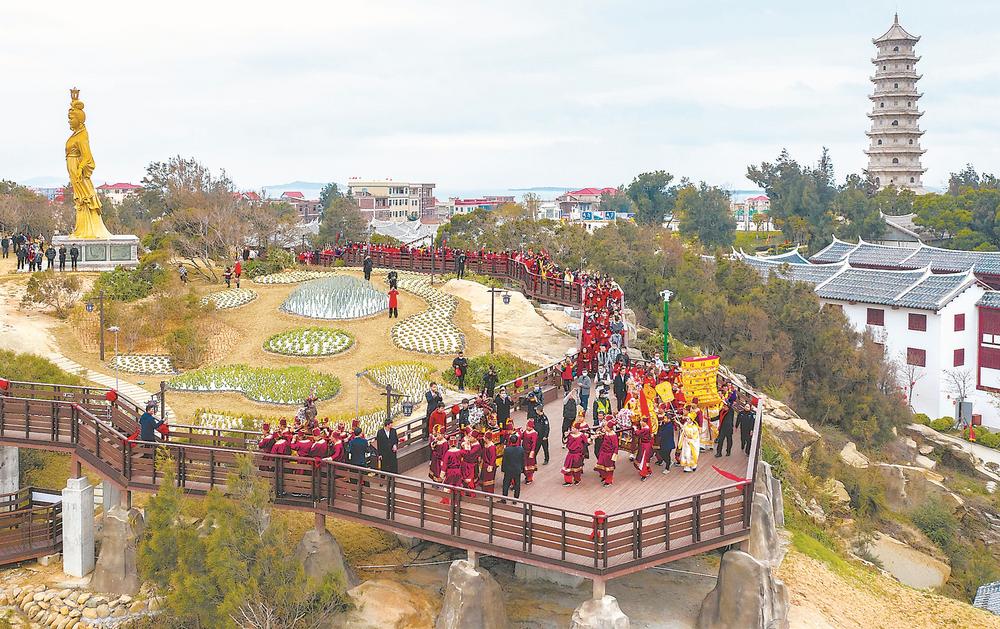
left=908, top=313, right=927, bottom=331
left=907, top=347, right=926, bottom=367
left=867, top=308, right=884, bottom=326
left=954, top=348, right=965, bottom=367
left=955, top=313, right=965, bottom=332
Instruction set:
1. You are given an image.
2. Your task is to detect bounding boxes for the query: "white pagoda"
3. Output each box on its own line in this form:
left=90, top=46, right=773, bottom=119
left=865, top=14, right=926, bottom=190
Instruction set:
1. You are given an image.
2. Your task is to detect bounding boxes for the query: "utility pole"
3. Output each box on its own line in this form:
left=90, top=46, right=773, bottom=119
left=660, top=289, right=674, bottom=362
left=99, top=289, right=105, bottom=361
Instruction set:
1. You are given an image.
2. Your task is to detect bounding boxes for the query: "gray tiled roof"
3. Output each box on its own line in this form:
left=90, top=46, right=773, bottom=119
left=974, top=581, right=1000, bottom=615
left=978, top=292, right=1000, bottom=309
left=816, top=268, right=927, bottom=306
left=812, top=238, right=1000, bottom=275
left=894, top=274, right=969, bottom=309
left=739, top=256, right=844, bottom=285
left=811, top=239, right=858, bottom=263
left=763, top=249, right=810, bottom=265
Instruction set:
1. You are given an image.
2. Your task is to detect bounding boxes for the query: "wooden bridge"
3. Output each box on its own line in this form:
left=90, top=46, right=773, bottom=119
left=0, top=254, right=763, bottom=579
left=0, top=487, right=62, bottom=565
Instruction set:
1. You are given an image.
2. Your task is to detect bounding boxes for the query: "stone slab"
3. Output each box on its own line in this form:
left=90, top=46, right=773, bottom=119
left=52, top=234, right=139, bottom=271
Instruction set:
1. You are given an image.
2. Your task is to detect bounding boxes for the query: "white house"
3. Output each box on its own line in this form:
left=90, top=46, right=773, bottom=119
left=738, top=250, right=998, bottom=427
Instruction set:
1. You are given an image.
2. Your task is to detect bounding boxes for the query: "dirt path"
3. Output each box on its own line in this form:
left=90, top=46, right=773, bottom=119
left=439, top=279, right=576, bottom=365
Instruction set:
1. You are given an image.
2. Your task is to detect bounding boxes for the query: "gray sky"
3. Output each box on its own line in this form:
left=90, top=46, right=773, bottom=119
left=4, top=0, right=999, bottom=192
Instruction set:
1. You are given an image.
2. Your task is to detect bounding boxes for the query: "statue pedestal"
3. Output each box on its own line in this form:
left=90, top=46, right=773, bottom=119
left=52, top=234, right=140, bottom=271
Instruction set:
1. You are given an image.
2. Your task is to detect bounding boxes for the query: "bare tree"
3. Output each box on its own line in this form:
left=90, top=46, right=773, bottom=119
left=944, top=368, right=974, bottom=404
left=895, top=353, right=926, bottom=409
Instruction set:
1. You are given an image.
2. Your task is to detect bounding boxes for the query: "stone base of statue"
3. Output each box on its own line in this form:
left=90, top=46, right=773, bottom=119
left=52, top=234, right=140, bottom=271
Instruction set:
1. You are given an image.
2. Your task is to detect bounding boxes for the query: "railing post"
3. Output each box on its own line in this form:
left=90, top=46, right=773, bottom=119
left=720, top=488, right=726, bottom=535
left=356, top=469, right=363, bottom=513
left=488, top=498, right=494, bottom=544
left=24, top=400, right=29, bottom=439
left=419, top=483, right=425, bottom=527
left=386, top=476, right=393, bottom=519
left=561, top=511, right=567, bottom=560
left=665, top=500, right=671, bottom=551
left=95, top=421, right=101, bottom=459
left=692, top=495, right=701, bottom=543
left=209, top=450, right=216, bottom=487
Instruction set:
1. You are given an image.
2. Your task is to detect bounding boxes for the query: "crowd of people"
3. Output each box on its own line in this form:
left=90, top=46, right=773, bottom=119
left=2, top=232, right=79, bottom=272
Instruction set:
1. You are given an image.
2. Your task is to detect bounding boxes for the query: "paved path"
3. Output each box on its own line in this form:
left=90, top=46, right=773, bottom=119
left=909, top=423, right=1000, bottom=482
left=46, top=355, right=176, bottom=421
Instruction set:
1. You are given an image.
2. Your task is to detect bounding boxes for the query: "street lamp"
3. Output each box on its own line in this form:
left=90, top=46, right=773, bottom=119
left=487, top=286, right=508, bottom=354
left=107, top=325, right=121, bottom=390
left=659, top=289, right=674, bottom=361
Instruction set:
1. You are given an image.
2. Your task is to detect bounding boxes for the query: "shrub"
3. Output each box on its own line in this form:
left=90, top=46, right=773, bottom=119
left=88, top=262, right=166, bottom=302
left=22, top=274, right=82, bottom=318
left=0, top=349, right=82, bottom=385
left=441, top=352, right=539, bottom=391
left=912, top=413, right=930, bottom=425
left=839, top=467, right=888, bottom=523
left=244, top=248, right=294, bottom=278
left=806, top=440, right=836, bottom=480
left=164, top=324, right=207, bottom=368
left=966, top=426, right=1000, bottom=449
left=929, top=417, right=954, bottom=432
left=910, top=499, right=958, bottom=552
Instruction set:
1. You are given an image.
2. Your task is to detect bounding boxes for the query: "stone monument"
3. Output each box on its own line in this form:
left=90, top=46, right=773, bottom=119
left=52, top=88, right=139, bottom=270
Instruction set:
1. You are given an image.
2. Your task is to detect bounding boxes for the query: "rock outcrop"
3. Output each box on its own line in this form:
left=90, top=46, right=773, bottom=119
left=759, top=398, right=820, bottom=457
left=839, top=442, right=870, bottom=468
left=570, top=595, right=630, bottom=629
left=868, top=533, right=951, bottom=590
left=696, top=550, right=789, bottom=629
left=337, top=579, right=436, bottom=629
left=435, top=560, right=509, bottom=629
left=90, top=506, right=145, bottom=596
left=293, top=526, right=359, bottom=589
left=875, top=463, right=964, bottom=512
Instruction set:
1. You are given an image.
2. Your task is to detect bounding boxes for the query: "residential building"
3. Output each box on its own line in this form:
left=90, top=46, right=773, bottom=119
left=536, top=201, right=560, bottom=221
left=444, top=195, right=515, bottom=218
left=96, top=182, right=142, bottom=205
left=731, top=194, right=773, bottom=232
left=556, top=187, right=618, bottom=220
left=866, top=14, right=927, bottom=190
left=279, top=191, right=322, bottom=222
left=739, top=248, right=999, bottom=427
left=346, top=178, right=436, bottom=222
left=31, top=186, right=66, bottom=201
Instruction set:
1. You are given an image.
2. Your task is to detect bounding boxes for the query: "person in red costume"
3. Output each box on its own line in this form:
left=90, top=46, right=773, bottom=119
left=441, top=436, right=464, bottom=504
left=561, top=421, right=590, bottom=486
left=270, top=431, right=292, bottom=456
left=429, top=424, right=447, bottom=482
left=633, top=417, right=654, bottom=481
left=325, top=432, right=344, bottom=463
left=521, top=420, right=539, bottom=485
left=308, top=428, right=329, bottom=460
left=461, top=430, right=482, bottom=490
left=480, top=432, right=498, bottom=493
left=595, top=420, right=619, bottom=486
left=257, top=423, right=276, bottom=453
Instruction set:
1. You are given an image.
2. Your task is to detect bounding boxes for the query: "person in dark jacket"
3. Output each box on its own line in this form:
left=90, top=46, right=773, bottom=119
left=735, top=402, right=755, bottom=455
left=139, top=406, right=164, bottom=442
left=452, top=351, right=468, bottom=391
left=1, top=235, right=8, bottom=259
left=58, top=245, right=67, bottom=271
left=363, top=255, right=373, bottom=281
left=424, top=383, right=443, bottom=434
left=45, top=245, right=56, bottom=270
left=69, top=244, right=79, bottom=271
left=456, top=251, right=467, bottom=279
left=347, top=428, right=369, bottom=467
left=387, top=269, right=398, bottom=290
left=613, top=370, right=628, bottom=411
left=458, top=399, right=470, bottom=428
left=501, top=435, right=525, bottom=498
left=494, top=387, right=512, bottom=424
left=482, top=366, right=498, bottom=398
left=15, top=244, right=26, bottom=271
left=534, top=409, right=551, bottom=465
left=561, top=393, right=577, bottom=442
left=715, top=403, right=736, bottom=457
left=375, top=418, right=400, bottom=474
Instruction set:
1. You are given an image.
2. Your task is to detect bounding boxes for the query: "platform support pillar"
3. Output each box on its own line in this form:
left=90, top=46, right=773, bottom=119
left=314, top=512, right=326, bottom=531
left=0, top=447, right=17, bottom=495
left=62, top=477, right=95, bottom=577
left=467, top=549, right=478, bottom=567
left=592, top=577, right=606, bottom=600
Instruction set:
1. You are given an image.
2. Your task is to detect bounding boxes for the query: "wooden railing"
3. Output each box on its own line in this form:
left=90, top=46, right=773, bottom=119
left=0, top=382, right=755, bottom=577
left=0, top=487, right=63, bottom=565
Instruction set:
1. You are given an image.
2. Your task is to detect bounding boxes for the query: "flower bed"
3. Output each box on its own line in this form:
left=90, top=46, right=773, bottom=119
left=109, top=354, right=177, bottom=375
left=252, top=270, right=338, bottom=285
left=168, top=364, right=340, bottom=405
left=281, top=276, right=388, bottom=320
left=263, top=327, right=354, bottom=356
left=391, top=272, right=465, bottom=354
left=200, top=288, right=258, bottom=310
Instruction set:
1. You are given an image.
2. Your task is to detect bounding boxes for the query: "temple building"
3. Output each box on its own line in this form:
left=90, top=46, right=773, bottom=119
left=866, top=14, right=926, bottom=191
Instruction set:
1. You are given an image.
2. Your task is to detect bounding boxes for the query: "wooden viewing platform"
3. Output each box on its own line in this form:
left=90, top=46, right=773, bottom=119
left=0, top=487, right=63, bottom=565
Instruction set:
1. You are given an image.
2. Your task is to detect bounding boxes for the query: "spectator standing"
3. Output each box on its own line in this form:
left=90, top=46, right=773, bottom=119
left=534, top=408, right=551, bottom=465
left=456, top=251, right=467, bottom=280
left=576, top=370, right=592, bottom=420
left=58, top=245, right=67, bottom=271
left=424, top=383, right=443, bottom=434
left=376, top=418, right=400, bottom=474
left=452, top=351, right=468, bottom=391
left=347, top=428, right=369, bottom=467
left=715, top=403, right=735, bottom=457
left=233, top=259, right=242, bottom=288
left=482, top=365, right=498, bottom=398
left=45, top=245, right=56, bottom=270
left=178, top=264, right=188, bottom=283
left=69, top=244, right=79, bottom=271
left=223, top=266, right=233, bottom=288
left=494, top=387, right=512, bottom=425
left=1, top=234, right=8, bottom=259
left=561, top=392, right=577, bottom=442
left=501, top=436, right=525, bottom=499
left=363, top=255, right=373, bottom=281
left=139, top=404, right=164, bottom=442
left=388, top=287, right=399, bottom=318
left=735, top=403, right=755, bottom=455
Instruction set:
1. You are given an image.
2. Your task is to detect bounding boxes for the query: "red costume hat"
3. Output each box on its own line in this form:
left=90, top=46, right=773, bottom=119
left=526, top=419, right=535, bottom=429
left=262, top=422, right=271, bottom=431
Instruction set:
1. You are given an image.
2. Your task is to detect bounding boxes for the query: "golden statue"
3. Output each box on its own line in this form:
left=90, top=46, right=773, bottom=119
left=66, top=88, right=111, bottom=239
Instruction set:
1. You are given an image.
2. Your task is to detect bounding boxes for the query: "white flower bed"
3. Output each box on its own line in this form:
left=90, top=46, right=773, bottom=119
left=168, top=364, right=340, bottom=405
left=281, top=276, right=388, bottom=320
left=391, top=272, right=465, bottom=354
left=253, top=270, right=338, bottom=284
left=264, top=327, right=354, bottom=356
left=201, top=288, right=258, bottom=310
left=109, top=354, right=176, bottom=375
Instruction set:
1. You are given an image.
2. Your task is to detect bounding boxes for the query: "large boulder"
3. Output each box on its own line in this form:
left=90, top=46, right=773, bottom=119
left=336, top=579, right=436, bottom=629
left=839, top=442, right=870, bottom=468
left=294, top=527, right=359, bottom=589
left=570, top=595, right=630, bottom=629
left=762, top=409, right=820, bottom=457
left=867, top=533, right=951, bottom=590
left=697, top=550, right=789, bottom=629
left=755, top=461, right=784, bottom=528
left=749, top=492, right=784, bottom=567
left=875, top=463, right=964, bottom=512
left=91, top=506, right=144, bottom=595
left=435, top=560, right=509, bottom=629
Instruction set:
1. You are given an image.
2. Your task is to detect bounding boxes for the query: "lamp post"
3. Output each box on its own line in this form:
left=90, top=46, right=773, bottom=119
left=659, top=289, right=673, bottom=362
left=107, top=325, right=121, bottom=390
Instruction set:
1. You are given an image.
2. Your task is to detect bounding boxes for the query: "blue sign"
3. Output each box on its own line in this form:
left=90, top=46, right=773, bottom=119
left=85, top=302, right=94, bottom=313
left=604, top=211, right=615, bottom=220
left=582, top=211, right=593, bottom=220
